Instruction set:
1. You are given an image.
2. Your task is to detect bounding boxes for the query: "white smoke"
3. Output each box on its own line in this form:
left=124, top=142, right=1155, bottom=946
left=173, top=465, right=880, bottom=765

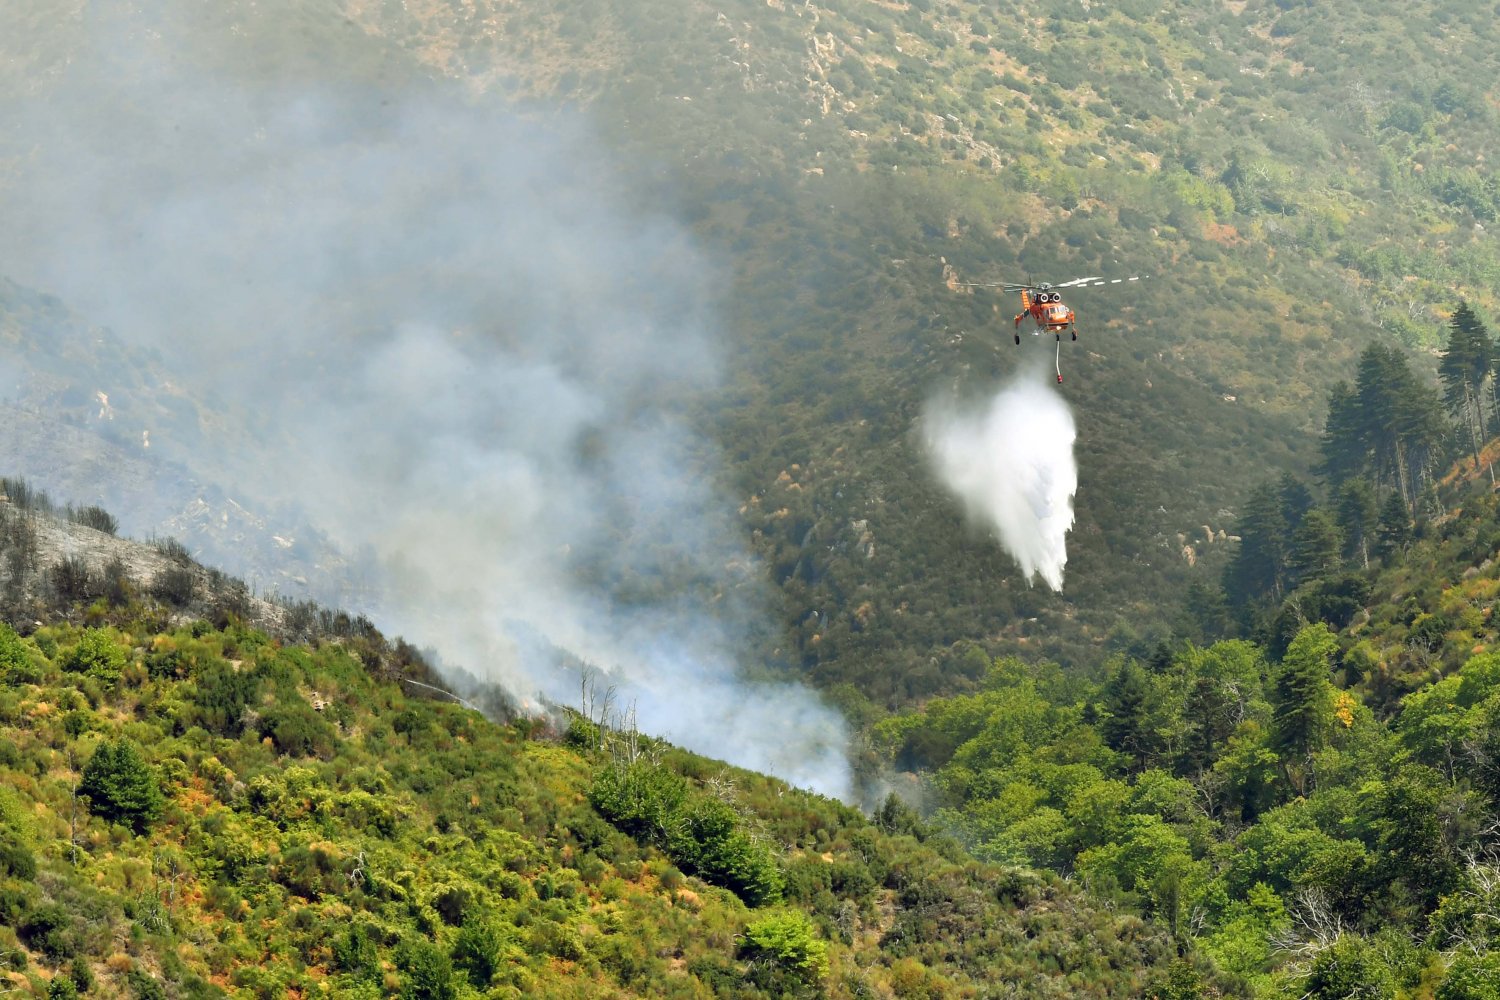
left=0, top=5, right=851, bottom=797
left=922, top=368, right=1078, bottom=591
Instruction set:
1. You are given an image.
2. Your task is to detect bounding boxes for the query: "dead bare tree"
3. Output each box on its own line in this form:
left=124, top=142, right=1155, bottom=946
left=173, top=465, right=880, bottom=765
left=1269, top=887, right=1346, bottom=960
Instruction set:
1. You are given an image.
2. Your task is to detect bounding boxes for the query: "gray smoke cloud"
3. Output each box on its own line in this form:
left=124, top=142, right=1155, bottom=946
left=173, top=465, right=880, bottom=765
left=922, top=367, right=1078, bottom=591
left=0, top=6, right=850, bottom=797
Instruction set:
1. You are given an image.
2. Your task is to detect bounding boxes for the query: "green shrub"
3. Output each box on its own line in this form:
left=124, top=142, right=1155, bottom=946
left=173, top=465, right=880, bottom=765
left=68, top=959, right=94, bottom=994
left=0, top=835, right=36, bottom=879
left=398, top=939, right=456, bottom=1000
left=451, top=920, right=508, bottom=988
left=1304, top=934, right=1396, bottom=1000
left=0, top=624, right=42, bottom=683
left=1439, top=953, right=1500, bottom=1000
left=740, top=910, right=829, bottom=987
left=59, top=630, right=126, bottom=687
left=257, top=700, right=337, bottom=758
left=670, top=799, right=783, bottom=906
left=18, top=904, right=77, bottom=962
left=126, top=969, right=167, bottom=1000
left=564, top=716, right=601, bottom=751
left=589, top=760, right=688, bottom=844
left=191, top=660, right=259, bottom=736
left=592, top=760, right=782, bottom=904
left=333, top=923, right=380, bottom=977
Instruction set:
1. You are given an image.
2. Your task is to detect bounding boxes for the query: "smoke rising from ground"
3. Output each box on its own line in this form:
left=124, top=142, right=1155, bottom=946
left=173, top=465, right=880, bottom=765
left=0, top=6, right=850, bottom=797
left=922, top=368, right=1078, bottom=591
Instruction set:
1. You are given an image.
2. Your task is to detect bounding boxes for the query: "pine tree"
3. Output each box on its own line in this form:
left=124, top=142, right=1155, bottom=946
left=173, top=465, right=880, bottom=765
left=78, top=739, right=164, bottom=834
left=1278, top=475, right=1316, bottom=533
left=1271, top=623, right=1337, bottom=793
left=1334, top=477, right=1378, bottom=569
left=1374, top=491, right=1412, bottom=560
left=1224, top=482, right=1288, bottom=605
left=1354, top=344, right=1447, bottom=513
left=1289, top=508, right=1342, bottom=588
left=1101, top=659, right=1160, bottom=768
left=1319, top=380, right=1367, bottom=486
left=1439, top=301, right=1494, bottom=480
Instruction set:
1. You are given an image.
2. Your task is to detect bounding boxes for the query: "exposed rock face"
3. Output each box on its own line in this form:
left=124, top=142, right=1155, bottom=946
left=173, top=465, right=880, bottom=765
left=0, top=280, right=358, bottom=608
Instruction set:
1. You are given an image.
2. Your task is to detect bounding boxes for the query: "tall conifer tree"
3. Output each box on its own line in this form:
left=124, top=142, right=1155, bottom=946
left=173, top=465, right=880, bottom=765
left=1440, top=301, right=1493, bottom=479
left=1224, top=482, right=1289, bottom=605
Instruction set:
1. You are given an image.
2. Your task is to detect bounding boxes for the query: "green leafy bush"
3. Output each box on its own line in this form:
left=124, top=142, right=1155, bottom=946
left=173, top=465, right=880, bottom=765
left=191, top=659, right=259, bottom=736
left=125, top=969, right=167, bottom=1000
left=398, top=939, right=456, bottom=1000
left=740, top=910, right=828, bottom=987
left=670, top=799, right=784, bottom=906
left=18, top=904, right=77, bottom=962
left=256, top=699, right=337, bottom=758
left=0, top=834, right=36, bottom=879
left=592, top=760, right=782, bottom=904
left=60, top=629, right=126, bottom=686
left=589, top=759, right=689, bottom=844
left=0, top=624, right=42, bottom=683
left=451, top=919, right=508, bottom=988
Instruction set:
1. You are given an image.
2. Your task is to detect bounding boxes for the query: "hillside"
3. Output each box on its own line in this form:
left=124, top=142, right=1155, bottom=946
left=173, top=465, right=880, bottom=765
left=0, top=0, right=1496, bottom=812
left=13, top=451, right=1500, bottom=998
left=858, top=384, right=1500, bottom=1000
left=0, top=503, right=1185, bottom=998
left=7, top=1, right=1500, bottom=996
left=1, top=0, right=1465, bottom=713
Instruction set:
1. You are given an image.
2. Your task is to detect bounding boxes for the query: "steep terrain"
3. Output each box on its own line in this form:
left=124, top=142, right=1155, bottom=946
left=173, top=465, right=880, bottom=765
left=0, top=505, right=1186, bottom=998
left=338, top=0, right=1500, bottom=696
left=0, top=281, right=355, bottom=605
left=0, top=0, right=1496, bottom=709
left=3, top=3, right=1500, bottom=994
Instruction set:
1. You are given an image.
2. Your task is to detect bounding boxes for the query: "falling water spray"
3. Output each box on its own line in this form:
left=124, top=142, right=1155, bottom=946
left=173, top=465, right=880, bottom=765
left=922, top=367, right=1078, bottom=591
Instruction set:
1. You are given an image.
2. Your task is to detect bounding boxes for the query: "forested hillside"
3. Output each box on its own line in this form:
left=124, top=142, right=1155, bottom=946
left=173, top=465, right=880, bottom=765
left=5, top=4, right=1500, bottom=992
left=3, top=0, right=1497, bottom=706
left=864, top=306, right=1500, bottom=997
left=0, top=498, right=1184, bottom=998
left=270, top=0, right=1500, bottom=695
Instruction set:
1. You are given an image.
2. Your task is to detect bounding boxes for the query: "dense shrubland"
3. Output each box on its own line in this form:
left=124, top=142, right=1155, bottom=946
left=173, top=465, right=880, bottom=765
left=0, top=525, right=1183, bottom=997
left=876, top=622, right=1500, bottom=997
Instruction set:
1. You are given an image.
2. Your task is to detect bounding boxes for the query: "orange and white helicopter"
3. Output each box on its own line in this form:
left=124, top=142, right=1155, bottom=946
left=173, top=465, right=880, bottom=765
left=959, top=274, right=1146, bottom=382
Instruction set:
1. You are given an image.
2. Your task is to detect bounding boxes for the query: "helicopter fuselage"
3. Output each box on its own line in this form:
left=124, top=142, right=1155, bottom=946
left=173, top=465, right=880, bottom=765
left=1016, top=289, right=1074, bottom=331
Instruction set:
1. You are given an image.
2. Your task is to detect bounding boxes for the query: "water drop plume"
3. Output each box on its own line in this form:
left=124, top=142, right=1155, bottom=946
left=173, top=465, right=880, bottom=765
left=922, top=368, right=1078, bottom=591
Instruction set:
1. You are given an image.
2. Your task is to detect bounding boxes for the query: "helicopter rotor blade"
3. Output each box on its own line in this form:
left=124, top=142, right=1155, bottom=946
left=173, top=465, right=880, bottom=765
left=1072, top=275, right=1150, bottom=289
left=954, top=274, right=1149, bottom=291
left=954, top=281, right=1037, bottom=291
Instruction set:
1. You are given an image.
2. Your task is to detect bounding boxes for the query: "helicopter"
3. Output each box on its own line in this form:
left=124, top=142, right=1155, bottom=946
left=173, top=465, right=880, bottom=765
left=957, top=273, right=1147, bottom=383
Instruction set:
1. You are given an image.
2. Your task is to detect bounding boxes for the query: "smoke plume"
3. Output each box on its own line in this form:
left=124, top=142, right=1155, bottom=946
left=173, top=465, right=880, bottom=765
left=922, top=368, right=1078, bottom=591
left=0, top=5, right=850, bottom=797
